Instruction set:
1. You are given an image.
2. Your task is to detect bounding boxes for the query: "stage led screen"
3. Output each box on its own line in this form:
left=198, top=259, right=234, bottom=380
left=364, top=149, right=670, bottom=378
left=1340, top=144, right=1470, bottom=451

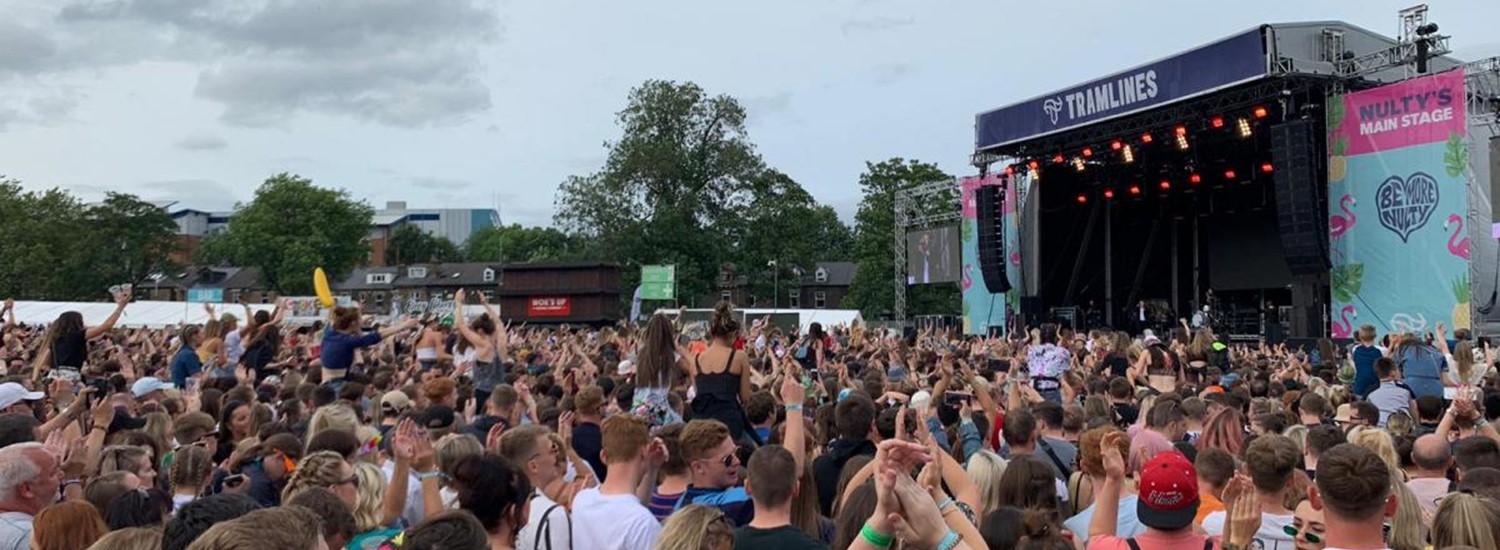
left=907, top=225, right=960, bottom=285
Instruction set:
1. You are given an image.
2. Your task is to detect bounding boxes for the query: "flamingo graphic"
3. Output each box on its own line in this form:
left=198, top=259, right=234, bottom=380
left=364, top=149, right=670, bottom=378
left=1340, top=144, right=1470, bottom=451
left=1445, top=214, right=1470, bottom=260
left=1009, top=250, right=1020, bottom=265
left=960, top=264, right=974, bottom=291
left=1329, top=195, right=1356, bottom=239
left=1330, top=305, right=1355, bottom=338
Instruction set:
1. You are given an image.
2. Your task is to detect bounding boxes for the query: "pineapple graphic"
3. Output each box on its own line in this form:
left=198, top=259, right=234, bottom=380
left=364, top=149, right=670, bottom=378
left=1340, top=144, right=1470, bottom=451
left=1326, top=94, right=1348, bottom=183
left=1452, top=274, right=1472, bottom=330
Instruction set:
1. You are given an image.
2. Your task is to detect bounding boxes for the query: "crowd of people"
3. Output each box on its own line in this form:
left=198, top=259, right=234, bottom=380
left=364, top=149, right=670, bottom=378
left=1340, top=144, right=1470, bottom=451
left=0, top=291, right=1498, bottom=550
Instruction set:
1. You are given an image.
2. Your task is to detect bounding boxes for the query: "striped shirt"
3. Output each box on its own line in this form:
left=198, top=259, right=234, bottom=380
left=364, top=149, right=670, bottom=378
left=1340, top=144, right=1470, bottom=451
left=648, top=490, right=682, bottom=522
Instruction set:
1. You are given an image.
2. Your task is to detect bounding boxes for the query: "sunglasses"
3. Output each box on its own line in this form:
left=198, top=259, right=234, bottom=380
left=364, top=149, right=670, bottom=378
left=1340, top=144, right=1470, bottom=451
left=1283, top=524, right=1321, bottom=544
left=338, top=473, right=360, bottom=488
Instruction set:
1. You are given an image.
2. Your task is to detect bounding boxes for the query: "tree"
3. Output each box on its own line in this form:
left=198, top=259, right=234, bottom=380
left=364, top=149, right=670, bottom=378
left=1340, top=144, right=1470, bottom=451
left=728, top=170, right=854, bottom=305
left=0, top=180, right=178, bottom=300
left=554, top=80, right=851, bottom=308
left=384, top=224, right=463, bottom=265
left=465, top=224, right=580, bottom=263
left=81, top=193, right=179, bottom=292
left=198, top=173, right=373, bottom=294
left=843, top=158, right=959, bottom=318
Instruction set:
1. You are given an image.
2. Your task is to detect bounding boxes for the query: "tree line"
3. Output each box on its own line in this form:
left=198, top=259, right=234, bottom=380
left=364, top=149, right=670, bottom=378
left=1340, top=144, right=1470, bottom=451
left=3, top=79, right=963, bottom=316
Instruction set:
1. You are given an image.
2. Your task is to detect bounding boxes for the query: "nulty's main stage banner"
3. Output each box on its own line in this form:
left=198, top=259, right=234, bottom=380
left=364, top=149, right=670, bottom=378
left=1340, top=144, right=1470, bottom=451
left=961, top=174, right=1020, bottom=335
left=1328, top=69, right=1469, bottom=336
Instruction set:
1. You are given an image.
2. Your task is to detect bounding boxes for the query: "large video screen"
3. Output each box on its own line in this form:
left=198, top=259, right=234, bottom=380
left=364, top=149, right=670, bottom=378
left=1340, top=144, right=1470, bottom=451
left=906, top=225, right=960, bottom=285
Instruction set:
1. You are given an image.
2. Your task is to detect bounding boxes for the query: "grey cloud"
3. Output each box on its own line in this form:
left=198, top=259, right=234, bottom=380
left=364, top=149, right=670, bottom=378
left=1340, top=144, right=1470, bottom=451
left=744, top=92, right=793, bottom=118
left=27, top=93, right=79, bottom=119
left=840, top=16, right=915, bottom=36
left=0, top=22, right=60, bottom=76
left=49, top=0, right=501, bottom=127
left=175, top=133, right=227, bottom=151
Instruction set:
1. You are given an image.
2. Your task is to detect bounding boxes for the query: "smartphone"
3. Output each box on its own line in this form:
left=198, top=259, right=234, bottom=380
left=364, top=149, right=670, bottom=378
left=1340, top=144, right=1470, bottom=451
left=223, top=474, right=247, bottom=488
left=945, top=391, right=974, bottom=405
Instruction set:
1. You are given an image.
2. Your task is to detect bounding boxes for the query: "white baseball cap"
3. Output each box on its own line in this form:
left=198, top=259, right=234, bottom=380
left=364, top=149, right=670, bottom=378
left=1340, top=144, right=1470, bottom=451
left=131, top=377, right=175, bottom=399
left=0, top=383, right=44, bottom=410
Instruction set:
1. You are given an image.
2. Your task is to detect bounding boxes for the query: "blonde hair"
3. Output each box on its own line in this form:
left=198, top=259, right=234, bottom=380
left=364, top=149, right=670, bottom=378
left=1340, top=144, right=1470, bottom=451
left=140, top=412, right=173, bottom=461
left=97, top=445, right=152, bottom=478
left=436, top=434, right=484, bottom=479
left=655, top=504, right=734, bottom=550
left=308, top=404, right=359, bottom=440
left=966, top=450, right=1009, bottom=517
left=1281, top=424, right=1308, bottom=455
left=1348, top=426, right=1401, bottom=480
left=1389, top=481, right=1427, bottom=550
left=351, top=462, right=387, bottom=532
left=169, top=444, right=214, bottom=493
left=1386, top=411, right=1415, bottom=438
left=282, top=451, right=349, bottom=503
left=1433, top=492, right=1500, bottom=550
left=85, top=527, right=162, bottom=550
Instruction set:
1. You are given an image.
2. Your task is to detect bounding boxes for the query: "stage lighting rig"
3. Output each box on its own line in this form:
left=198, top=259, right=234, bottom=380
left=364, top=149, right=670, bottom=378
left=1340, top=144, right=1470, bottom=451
left=1236, top=118, right=1253, bottom=138
left=1122, top=144, right=1135, bottom=163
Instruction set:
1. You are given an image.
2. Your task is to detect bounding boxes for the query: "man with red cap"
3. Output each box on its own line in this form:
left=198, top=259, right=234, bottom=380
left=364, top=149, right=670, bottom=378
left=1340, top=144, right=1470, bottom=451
left=1085, top=430, right=1260, bottom=550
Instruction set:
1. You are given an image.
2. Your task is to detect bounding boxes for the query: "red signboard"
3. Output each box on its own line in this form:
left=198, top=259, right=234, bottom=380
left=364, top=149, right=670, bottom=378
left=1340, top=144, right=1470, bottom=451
left=527, top=296, right=571, bottom=317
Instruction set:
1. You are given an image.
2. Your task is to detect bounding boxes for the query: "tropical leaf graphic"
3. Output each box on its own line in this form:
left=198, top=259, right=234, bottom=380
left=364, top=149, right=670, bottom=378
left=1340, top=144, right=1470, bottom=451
left=1453, top=273, right=1471, bottom=303
left=1331, top=263, right=1364, bottom=303
left=1326, top=94, right=1346, bottom=132
left=1445, top=132, right=1468, bottom=178
left=961, top=220, right=974, bottom=243
left=962, top=300, right=970, bottom=317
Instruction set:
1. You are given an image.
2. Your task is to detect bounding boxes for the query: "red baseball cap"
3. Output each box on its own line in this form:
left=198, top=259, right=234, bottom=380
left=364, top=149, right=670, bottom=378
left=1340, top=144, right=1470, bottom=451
left=1136, top=451, right=1199, bottom=530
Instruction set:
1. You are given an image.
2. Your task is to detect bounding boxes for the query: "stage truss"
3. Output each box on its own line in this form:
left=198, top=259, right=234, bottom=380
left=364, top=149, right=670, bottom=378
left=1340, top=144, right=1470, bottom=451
left=893, top=178, right=962, bottom=321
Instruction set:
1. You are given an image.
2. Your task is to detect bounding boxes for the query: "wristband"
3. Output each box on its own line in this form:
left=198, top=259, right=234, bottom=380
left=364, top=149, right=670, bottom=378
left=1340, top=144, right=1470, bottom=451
left=937, top=496, right=954, bottom=511
left=935, top=531, right=960, bottom=550
left=784, top=404, right=803, bottom=411
left=859, top=523, right=893, bottom=548
left=416, top=471, right=443, bottom=481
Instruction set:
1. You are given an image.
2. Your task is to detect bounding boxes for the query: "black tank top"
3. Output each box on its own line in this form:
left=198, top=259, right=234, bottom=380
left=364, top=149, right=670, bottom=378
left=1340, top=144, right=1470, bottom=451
left=52, top=331, right=87, bottom=368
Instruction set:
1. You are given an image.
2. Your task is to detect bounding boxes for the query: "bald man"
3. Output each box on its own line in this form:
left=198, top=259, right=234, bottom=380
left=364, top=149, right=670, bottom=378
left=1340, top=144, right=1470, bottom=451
left=1407, top=434, right=1453, bottom=516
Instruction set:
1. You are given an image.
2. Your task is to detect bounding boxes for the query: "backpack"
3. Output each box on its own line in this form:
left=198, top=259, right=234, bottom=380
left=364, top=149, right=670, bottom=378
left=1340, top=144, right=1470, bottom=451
left=534, top=503, right=572, bottom=550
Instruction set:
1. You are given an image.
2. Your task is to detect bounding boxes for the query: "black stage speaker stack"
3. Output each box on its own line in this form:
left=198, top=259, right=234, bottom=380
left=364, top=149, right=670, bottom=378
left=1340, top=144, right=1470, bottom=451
left=975, top=182, right=1013, bottom=293
left=1270, top=119, right=1329, bottom=275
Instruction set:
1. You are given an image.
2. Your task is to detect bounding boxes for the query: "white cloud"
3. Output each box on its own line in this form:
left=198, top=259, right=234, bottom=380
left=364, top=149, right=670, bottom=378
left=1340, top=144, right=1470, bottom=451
left=175, top=133, right=227, bottom=151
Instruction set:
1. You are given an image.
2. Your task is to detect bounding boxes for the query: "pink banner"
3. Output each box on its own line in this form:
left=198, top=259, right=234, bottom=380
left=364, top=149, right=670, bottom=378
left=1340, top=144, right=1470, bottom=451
left=1334, top=69, right=1466, bottom=156
left=961, top=174, right=1014, bottom=219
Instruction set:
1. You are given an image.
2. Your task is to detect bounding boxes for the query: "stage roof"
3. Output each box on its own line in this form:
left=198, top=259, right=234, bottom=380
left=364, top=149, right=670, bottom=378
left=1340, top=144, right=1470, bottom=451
left=975, top=21, right=1466, bottom=154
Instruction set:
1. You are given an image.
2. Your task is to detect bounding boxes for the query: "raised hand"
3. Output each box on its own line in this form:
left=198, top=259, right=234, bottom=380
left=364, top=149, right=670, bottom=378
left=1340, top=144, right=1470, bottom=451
left=89, top=395, right=116, bottom=433
left=1221, top=474, right=1262, bottom=548
left=1100, top=431, right=1127, bottom=481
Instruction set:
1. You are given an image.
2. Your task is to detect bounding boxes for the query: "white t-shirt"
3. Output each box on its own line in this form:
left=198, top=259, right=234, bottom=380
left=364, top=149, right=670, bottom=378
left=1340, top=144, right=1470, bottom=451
left=571, top=488, right=660, bottom=550
left=0, top=511, right=31, bottom=550
left=224, top=330, right=245, bottom=366
left=1202, top=511, right=1296, bottom=550
left=518, top=489, right=571, bottom=550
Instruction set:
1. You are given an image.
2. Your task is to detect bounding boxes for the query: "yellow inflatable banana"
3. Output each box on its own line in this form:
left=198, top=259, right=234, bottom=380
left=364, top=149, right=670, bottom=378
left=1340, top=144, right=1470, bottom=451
left=314, top=267, right=334, bottom=308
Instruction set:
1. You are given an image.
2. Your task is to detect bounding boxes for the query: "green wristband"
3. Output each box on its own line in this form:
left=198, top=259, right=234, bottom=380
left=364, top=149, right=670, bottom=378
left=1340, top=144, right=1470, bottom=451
left=860, top=523, right=893, bottom=548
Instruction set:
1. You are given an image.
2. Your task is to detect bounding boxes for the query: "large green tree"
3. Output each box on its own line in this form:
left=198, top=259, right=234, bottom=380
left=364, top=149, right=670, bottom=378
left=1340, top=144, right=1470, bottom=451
left=0, top=180, right=178, bottom=300
left=465, top=224, right=581, bottom=263
left=554, top=80, right=850, bottom=308
left=844, top=158, right=959, bottom=318
left=384, top=224, right=463, bottom=265
left=198, top=174, right=373, bottom=294
left=82, top=192, right=179, bottom=292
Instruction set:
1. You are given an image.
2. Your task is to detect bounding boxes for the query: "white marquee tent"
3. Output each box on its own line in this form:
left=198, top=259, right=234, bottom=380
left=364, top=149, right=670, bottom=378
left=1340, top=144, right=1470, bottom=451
left=5, top=301, right=278, bottom=328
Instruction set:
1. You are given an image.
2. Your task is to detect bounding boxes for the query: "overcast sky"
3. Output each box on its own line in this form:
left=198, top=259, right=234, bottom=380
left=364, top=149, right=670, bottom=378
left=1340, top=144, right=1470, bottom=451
left=2, top=0, right=1497, bottom=228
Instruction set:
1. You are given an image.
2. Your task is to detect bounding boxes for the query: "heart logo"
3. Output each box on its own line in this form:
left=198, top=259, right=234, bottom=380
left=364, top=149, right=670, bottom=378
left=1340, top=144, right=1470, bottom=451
left=1375, top=171, right=1439, bottom=243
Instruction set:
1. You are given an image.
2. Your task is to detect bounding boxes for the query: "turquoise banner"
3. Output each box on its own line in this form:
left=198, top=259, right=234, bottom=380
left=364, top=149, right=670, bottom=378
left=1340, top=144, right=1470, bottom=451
left=961, top=174, right=1020, bottom=335
left=1328, top=69, right=1469, bottom=336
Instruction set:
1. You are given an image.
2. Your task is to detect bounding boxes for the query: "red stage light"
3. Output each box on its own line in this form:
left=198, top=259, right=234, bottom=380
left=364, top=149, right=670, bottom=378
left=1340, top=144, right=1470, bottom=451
left=1076, top=194, right=1087, bottom=204
left=1082, top=147, right=1093, bottom=158
left=1189, top=173, right=1202, bottom=184
left=1174, top=125, right=1188, bottom=137
left=1053, top=154, right=1065, bottom=163
left=1211, top=117, right=1225, bottom=128
left=1260, top=162, right=1274, bottom=173
left=1141, top=133, right=1153, bottom=144
left=1028, top=160, right=1040, bottom=170
left=1224, top=169, right=1237, bottom=179
left=1129, top=185, right=1141, bottom=195
left=1159, top=180, right=1171, bottom=190
left=1111, top=140, right=1123, bottom=151
left=1253, top=106, right=1268, bottom=119
left=1104, top=189, right=1115, bottom=199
